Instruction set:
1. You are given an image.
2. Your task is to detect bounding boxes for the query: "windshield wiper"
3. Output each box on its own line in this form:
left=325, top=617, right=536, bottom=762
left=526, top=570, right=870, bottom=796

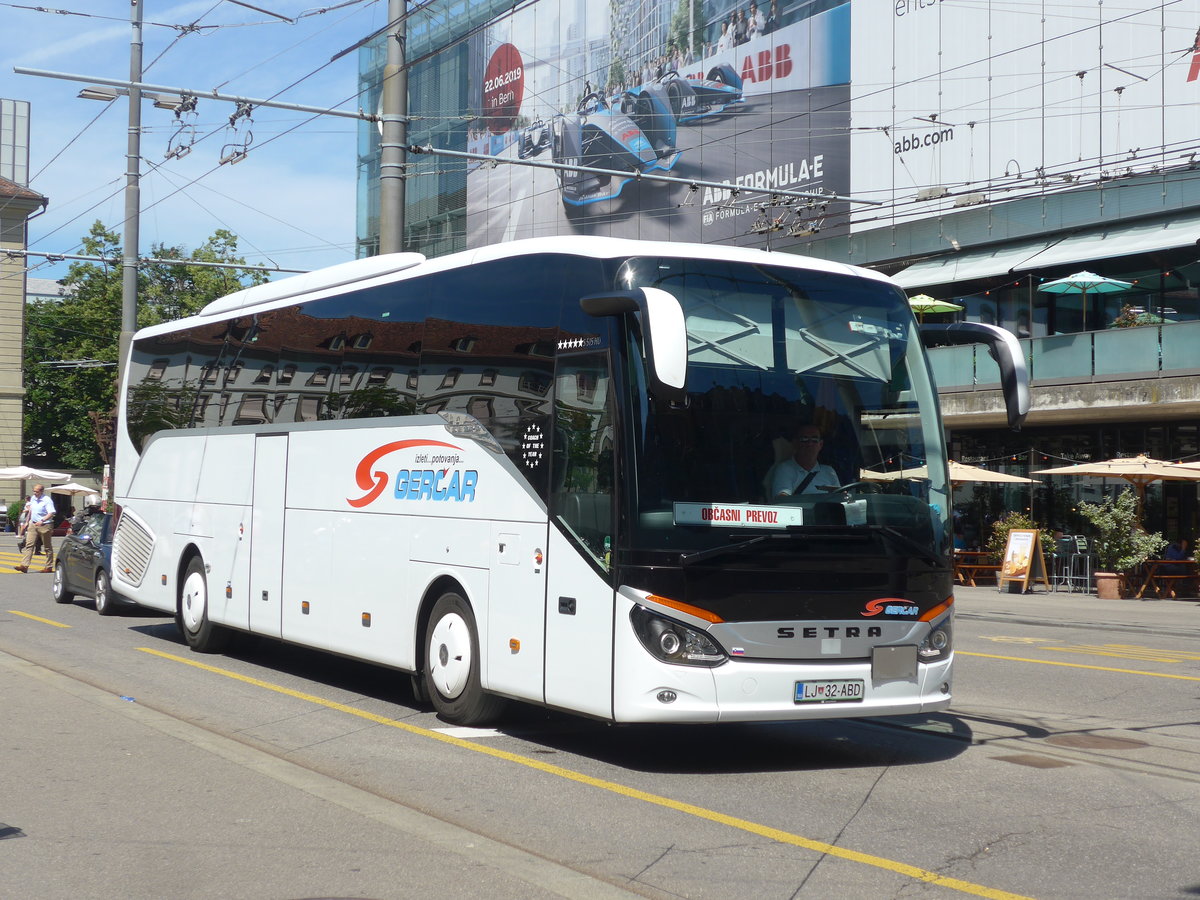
left=679, top=534, right=773, bottom=567
left=678, top=525, right=945, bottom=568
left=866, top=524, right=944, bottom=566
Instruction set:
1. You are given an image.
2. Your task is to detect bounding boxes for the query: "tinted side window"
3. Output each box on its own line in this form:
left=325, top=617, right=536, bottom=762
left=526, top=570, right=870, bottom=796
left=415, top=254, right=609, bottom=498
left=293, top=280, right=426, bottom=421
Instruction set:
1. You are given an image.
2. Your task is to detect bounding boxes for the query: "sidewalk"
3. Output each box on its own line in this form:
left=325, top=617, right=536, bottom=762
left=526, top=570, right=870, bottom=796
left=953, top=580, right=1200, bottom=636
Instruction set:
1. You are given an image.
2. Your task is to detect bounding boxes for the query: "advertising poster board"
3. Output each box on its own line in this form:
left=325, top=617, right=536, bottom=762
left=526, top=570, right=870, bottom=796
left=464, top=0, right=851, bottom=250
left=999, top=529, right=1050, bottom=593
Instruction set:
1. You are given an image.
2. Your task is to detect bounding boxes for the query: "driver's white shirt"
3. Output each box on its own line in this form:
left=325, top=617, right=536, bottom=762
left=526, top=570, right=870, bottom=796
left=771, top=459, right=840, bottom=497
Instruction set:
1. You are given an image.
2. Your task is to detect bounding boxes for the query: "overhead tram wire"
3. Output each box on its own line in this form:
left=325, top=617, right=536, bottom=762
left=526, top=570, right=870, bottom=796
left=18, top=7, right=382, bottom=276
left=9, top=2, right=227, bottom=270
left=15, top=1, right=380, bottom=277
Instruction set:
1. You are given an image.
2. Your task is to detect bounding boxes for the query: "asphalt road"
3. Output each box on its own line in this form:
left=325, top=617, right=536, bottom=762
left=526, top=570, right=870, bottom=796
left=2, top=539, right=1198, bottom=900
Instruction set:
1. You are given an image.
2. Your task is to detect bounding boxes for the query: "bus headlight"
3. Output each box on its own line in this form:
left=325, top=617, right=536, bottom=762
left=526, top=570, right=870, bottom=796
left=630, top=606, right=727, bottom=667
left=917, top=613, right=952, bottom=662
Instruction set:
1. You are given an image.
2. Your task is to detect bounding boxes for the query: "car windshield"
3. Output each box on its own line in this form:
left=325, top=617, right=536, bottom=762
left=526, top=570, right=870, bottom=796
left=614, top=256, right=949, bottom=560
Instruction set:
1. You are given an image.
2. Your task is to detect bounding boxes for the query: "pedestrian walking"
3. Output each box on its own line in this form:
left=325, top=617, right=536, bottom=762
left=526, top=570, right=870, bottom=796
left=15, top=484, right=56, bottom=573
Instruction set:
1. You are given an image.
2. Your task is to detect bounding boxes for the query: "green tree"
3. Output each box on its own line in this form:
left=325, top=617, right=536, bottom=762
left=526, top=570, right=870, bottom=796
left=23, top=222, right=267, bottom=469
left=670, top=0, right=705, bottom=56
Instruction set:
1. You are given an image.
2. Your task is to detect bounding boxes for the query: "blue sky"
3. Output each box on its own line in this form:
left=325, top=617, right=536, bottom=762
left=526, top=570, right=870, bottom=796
left=1, top=0, right=391, bottom=283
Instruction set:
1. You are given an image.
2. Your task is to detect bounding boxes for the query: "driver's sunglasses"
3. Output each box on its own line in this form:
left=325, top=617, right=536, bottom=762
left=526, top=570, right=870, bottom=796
left=795, top=436, right=822, bottom=443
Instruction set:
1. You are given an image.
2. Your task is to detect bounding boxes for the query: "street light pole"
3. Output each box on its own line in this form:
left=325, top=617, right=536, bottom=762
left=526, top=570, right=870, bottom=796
left=378, top=0, right=407, bottom=254
left=119, top=0, right=143, bottom=382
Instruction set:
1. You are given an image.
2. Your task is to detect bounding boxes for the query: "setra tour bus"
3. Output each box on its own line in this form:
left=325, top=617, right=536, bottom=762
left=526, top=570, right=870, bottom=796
left=111, top=236, right=1027, bottom=726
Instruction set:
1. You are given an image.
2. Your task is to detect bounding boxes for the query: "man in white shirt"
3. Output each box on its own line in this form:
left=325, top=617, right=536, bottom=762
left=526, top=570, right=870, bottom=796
left=16, top=484, right=56, bottom=573
left=771, top=425, right=840, bottom=497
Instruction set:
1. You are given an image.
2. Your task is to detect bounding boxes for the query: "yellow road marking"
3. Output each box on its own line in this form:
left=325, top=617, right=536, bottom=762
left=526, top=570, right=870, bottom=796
left=1041, top=645, right=1200, bottom=663
left=9, top=610, right=70, bottom=628
left=960, top=651, right=1200, bottom=681
left=138, top=646, right=1033, bottom=900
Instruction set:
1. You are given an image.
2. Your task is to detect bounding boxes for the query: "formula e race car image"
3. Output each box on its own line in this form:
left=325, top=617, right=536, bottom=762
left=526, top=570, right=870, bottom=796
left=517, top=119, right=550, bottom=159
left=626, top=65, right=745, bottom=124
left=550, top=91, right=680, bottom=209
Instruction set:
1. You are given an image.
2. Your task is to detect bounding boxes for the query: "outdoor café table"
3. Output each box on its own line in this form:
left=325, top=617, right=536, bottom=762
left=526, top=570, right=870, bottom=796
left=1135, top=559, right=1200, bottom=599
left=954, top=550, right=999, bottom=587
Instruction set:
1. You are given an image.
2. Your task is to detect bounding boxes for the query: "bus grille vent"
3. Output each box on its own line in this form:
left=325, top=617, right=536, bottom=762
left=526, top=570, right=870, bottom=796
left=112, top=515, right=154, bottom=588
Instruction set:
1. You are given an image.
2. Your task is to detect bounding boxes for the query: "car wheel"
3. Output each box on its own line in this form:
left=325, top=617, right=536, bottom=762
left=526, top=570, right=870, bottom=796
left=94, top=570, right=114, bottom=616
left=52, top=560, right=74, bottom=604
left=177, top=555, right=230, bottom=652
left=423, top=591, right=505, bottom=726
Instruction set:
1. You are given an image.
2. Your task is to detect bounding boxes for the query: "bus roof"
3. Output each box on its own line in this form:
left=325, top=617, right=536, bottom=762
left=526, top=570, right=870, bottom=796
left=185, top=236, right=894, bottom=323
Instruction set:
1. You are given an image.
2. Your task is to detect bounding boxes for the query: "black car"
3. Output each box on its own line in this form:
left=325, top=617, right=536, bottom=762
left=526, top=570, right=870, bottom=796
left=51, top=511, right=130, bottom=615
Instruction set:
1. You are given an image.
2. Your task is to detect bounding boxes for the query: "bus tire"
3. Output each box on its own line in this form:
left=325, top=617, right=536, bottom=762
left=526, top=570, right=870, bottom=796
left=424, top=591, right=505, bottom=726
left=177, top=555, right=230, bottom=653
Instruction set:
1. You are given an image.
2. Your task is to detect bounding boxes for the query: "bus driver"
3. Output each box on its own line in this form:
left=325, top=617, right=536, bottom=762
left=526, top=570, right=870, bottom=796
left=771, top=424, right=840, bottom=498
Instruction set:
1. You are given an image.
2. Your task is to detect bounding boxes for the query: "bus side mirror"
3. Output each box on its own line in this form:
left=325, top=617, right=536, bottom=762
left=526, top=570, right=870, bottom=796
left=581, top=287, right=687, bottom=404
left=919, top=322, right=1030, bottom=430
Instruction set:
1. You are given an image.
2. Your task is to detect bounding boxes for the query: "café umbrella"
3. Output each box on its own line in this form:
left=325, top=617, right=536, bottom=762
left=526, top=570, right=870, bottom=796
left=861, top=460, right=1039, bottom=484
left=0, top=466, right=70, bottom=482
left=49, top=481, right=96, bottom=496
left=908, top=294, right=963, bottom=323
left=1032, top=454, right=1200, bottom=512
left=1037, top=271, right=1132, bottom=318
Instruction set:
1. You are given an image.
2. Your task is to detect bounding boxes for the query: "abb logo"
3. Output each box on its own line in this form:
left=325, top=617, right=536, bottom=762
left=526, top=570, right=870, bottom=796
left=740, top=43, right=792, bottom=83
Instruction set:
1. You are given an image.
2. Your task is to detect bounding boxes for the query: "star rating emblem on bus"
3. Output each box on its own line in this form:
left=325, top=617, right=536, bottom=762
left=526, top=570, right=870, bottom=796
left=557, top=335, right=602, bottom=350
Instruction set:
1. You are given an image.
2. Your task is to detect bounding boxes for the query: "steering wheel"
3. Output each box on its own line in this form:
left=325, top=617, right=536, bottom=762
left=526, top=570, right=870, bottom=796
left=831, top=481, right=884, bottom=495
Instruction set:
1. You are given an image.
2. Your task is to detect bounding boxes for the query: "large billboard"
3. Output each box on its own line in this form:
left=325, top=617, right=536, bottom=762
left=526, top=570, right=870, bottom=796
left=849, top=0, right=1200, bottom=228
left=464, top=0, right=852, bottom=249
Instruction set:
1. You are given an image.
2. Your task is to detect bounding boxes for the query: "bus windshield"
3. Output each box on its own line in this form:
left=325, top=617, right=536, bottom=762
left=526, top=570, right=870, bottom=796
left=615, top=256, right=949, bottom=559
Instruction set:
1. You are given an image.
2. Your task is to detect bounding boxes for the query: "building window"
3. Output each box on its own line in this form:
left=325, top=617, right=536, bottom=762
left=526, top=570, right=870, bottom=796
left=278, top=364, right=297, bottom=385
left=440, top=368, right=462, bottom=389
left=519, top=371, right=550, bottom=395
left=307, top=367, right=331, bottom=386
left=480, top=368, right=498, bottom=386
left=253, top=364, right=275, bottom=384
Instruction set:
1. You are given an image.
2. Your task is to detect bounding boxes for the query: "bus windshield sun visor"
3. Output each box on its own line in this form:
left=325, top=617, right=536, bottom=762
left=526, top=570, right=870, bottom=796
left=919, top=322, right=1030, bottom=430
left=581, top=287, right=688, bottom=404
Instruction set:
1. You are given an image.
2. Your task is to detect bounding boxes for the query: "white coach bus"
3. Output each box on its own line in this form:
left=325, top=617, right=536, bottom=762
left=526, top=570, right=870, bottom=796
left=111, top=236, right=1027, bottom=726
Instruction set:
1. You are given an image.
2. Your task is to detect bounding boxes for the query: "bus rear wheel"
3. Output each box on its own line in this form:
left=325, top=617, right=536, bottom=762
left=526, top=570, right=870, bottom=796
left=424, top=592, right=505, bottom=726
left=177, top=555, right=230, bottom=653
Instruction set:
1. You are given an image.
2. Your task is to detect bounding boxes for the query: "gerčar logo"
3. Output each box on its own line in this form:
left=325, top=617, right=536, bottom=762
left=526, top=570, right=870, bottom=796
left=347, top=439, right=478, bottom=508
left=394, top=467, right=477, bottom=502
left=862, top=598, right=920, bottom=617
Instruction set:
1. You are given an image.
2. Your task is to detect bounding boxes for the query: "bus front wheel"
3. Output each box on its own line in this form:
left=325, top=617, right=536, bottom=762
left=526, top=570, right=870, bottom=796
left=424, top=592, right=505, bottom=726
left=177, top=556, right=230, bottom=653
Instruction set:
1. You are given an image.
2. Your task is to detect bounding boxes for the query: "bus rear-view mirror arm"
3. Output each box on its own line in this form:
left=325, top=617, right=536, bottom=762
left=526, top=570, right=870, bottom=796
left=919, top=322, right=1030, bottom=430
left=581, top=287, right=688, bottom=405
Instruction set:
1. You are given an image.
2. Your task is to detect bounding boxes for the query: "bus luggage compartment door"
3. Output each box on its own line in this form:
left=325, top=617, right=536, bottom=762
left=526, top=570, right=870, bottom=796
left=486, top=522, right=548, bottom=702
left=249, top=434, right=287, bottom=638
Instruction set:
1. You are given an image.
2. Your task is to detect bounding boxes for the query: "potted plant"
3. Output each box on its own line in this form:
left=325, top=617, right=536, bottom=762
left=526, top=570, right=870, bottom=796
left=1078, top=489, right=1166, bottom=599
